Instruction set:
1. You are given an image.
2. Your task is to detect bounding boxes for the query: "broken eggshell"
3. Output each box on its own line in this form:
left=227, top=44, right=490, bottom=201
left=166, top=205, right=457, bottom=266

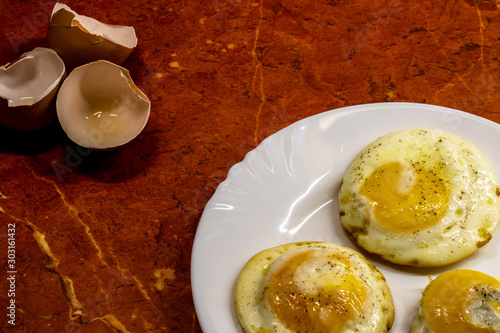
left=48, top=3, right=138, bottom=70
left=56, top=60, right=150, bottom=150
left=0, top=47, right=66, bottom=131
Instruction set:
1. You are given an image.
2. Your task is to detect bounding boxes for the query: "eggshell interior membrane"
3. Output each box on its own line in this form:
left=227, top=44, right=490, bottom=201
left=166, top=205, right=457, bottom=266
left=411, top=269, right=500, bottom=332
left=235, top=241, right=395, bottom=333
left=48, top=3, right=138, bottom=69
left=339, top=128, right=500, bottom=267
left=0, top=47, right=66, bottom=131
left=56, top=60, right=150, bottom=150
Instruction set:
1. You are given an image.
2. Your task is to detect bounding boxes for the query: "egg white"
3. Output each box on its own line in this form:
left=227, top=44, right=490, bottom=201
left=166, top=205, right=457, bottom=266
left=339, top=128, right=500, bottom=267
left=234, top=241, right=394, bottom=333
left=411, top=269, right=500, bottom=332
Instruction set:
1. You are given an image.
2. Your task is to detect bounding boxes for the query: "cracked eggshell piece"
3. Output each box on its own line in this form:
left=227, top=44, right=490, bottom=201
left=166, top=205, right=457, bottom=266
left=48, top=2, right=138, bottom=70
left=56, top=60, right=150, bottom=150
left=0, top=47, right=66, bottom=131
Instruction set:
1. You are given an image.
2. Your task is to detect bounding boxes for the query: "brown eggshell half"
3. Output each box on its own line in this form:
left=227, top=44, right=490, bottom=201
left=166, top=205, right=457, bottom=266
left=56, top=60, right=150, bottom=150
left=47, top=3, right=138, bottom=70
left=0, top=47, right=66, bottom=131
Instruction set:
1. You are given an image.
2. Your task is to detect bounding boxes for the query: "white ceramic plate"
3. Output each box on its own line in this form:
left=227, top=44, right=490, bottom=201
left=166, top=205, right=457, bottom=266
left=191, top=102, right=500, bottom=333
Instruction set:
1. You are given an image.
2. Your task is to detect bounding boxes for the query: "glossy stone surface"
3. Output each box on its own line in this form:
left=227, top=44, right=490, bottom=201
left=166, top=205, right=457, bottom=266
left=1, top=0, right=500, bottom=332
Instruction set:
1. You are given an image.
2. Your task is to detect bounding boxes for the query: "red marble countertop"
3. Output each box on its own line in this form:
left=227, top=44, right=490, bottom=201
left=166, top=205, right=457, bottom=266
left=1, top=0, right=500, bottom=332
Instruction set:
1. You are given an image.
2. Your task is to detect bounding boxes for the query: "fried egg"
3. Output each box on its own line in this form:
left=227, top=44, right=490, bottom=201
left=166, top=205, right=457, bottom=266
left=339, top=128, right=500, bottom=267
left=411, top=269, right=500, bottom=332
left=234, top=241, right=394, bottom=333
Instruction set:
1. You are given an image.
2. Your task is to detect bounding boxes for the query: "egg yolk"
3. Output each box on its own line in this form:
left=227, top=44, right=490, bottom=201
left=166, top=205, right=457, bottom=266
left=360, top=161, right=450, bottom=233
left=264, top=249, right=366, bottom=333
left=421, top=270, right=500, bottom=332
